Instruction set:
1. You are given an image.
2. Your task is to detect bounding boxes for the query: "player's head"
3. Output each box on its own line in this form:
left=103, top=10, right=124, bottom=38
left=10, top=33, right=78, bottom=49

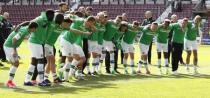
left=171, top=14, right=178, bottom=23
left=97, top=12, right=106, bottom=24
left=103, top=11, right=108, bottom=16
left=58, top=2, right=68, bottom=13
left=122, top=13, right=128, bottom=21
left=74, top=11, right=84, bottom=18
left=150, top=22, right=158, bottom=31
left=115, top=15, right=122, bottom=24
left=46, top=9, right=55, bottom=22
left=103, top=11, right=108, bottom=24
left=78, top=6, right=86, bottom=14
left=85, top=16, right=96, bottom=29
left=28, top=22, right=38, bottom=33
left=163, top=19, right=170, bottom=27
left=55, top=13, right=64, bottom=25
left=181, top=17, right=188, bottom=27
left=119, top=21, right=128, bottom=32
left=3, top=12, right=9, bottom=20
left=145, top=11, right=153, bottom=19
left=132, top=21, right=140, bottom=29
left=194, top=15, right=202, bottom=25
left=61, top=17, right=73, bottom=29
left=85, top=6, right=93, bottom=17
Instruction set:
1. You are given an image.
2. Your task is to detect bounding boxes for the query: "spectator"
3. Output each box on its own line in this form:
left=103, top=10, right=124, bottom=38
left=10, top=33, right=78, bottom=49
left=168, top=14, right=185, bottom=65
left=172, top=0, right=182, bottom=12
left=122, top=13, right=128, bottom=22
left=0, top=12, right=13, bottom=63
left=141, top=11, right=155, bottom=65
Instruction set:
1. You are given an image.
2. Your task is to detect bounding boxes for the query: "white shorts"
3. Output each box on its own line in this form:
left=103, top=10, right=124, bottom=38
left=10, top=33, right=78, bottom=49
left=60, top=38, right=73, bottom=57
left=122, top=41, right=134, bottom=53
left=29, top=42, right=44, bottom=59
left=139, top=43, right=149, bottom=55
left=73, top=44, right=85, bottom=57
left=97, top=44, right=103, bottom=54
left=156, top=42, right=168, bottom=53
left=103, top=40, right=114, bottom=52
left=88, top=40, right=98, bottom=53
left=184, top=39, right=198, bottom=51
left=44, top=44, right=54, bottom=57
left=3, top=46, right=19, bottom=63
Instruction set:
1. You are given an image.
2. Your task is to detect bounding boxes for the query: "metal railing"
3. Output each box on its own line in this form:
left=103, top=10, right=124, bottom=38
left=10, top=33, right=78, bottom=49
left=1, top=0, right=184, bottom=6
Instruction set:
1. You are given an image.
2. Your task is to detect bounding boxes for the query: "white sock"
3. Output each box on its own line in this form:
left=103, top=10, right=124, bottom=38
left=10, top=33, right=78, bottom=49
left=194, top=65, right=197, bottom=70
left=164, top=58, right=169, bottom=66
left=138, top=60, right=143, bottom=70
left=60, top=63, right=65, bottom=69
left=52, top=73, right=57, bottom=80
left=44, top=73, right=49, bottom=80
left=9, top=66, right=17, bottom=80
left=110, top=52, right=115, bottom=71
left=186, top=64, right=190, bottom=68
left=99, top=58, right=103, bottom=70
left=123, top=58, right=128, bottom=70
left=92, top=58, right=98, bottom=73
left=95, top=57, right=100, bottom=72
left=99, top=53, right=105, bottom=66
left=143, top=61, right=149, bottom=71
left=69, top=59, right=79, bottom=76
left=64, top=61, right=71, bottom=80
left=37, top=63, right=44, bottom=82
left=158, top=59, right=161, bottom=66
left=25, top=64, right=35, bottom=82
left=130, top=60, right=135, bottom=71
left=86, top=58, right=90, bottom=72
left=100, top=53, right=106, bottom=61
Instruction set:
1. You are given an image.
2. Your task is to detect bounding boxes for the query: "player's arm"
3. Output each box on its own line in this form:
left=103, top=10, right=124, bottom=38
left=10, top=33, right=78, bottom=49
left=12, top=32, right=21, bottom=56
left=138, top=26, right=144, bottom=33
left=69, top=28, right=92, bottom=35
left=90, top=24, right=97, bottom=32
left=14, top=21, right=30, bottom=32
left=198, top=27, right=203, bottom=37
left=0, top=16, right=4, bottom=28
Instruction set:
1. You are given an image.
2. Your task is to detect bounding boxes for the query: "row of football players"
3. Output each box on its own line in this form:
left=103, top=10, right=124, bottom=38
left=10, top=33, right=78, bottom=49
left=4, top=3, right=202, bottom=88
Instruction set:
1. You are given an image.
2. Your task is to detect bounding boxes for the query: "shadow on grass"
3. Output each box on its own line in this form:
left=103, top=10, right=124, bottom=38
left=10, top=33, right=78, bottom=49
left=0, top=79, right=117, bottom=94
left=0, top=66, right=10, bottom=70
left=1, top=73, right=210, bottom=94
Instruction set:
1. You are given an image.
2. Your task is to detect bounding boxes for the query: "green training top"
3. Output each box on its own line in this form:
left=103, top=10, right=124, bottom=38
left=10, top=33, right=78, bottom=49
left=139, top=26, right=157, bottom=45
left=156, top=24, right=172, bottom=44
left=171, top=23, right=188, bottom=44
left=4, top=26, right=30, bottom=48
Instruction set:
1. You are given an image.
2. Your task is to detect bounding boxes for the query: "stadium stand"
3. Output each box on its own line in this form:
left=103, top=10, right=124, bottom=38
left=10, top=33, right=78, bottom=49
left=1, top=0, right=210, bottom=36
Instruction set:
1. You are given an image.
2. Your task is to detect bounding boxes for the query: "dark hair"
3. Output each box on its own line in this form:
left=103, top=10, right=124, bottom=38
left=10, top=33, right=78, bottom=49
left=14, top=21, right=31, bottom=32
left=86, top=6, right=93, bottom=11
left=64, top=17, right=72, bottom=23
left=59, top=2, right=67, bottom=7
left=28, top=22, right=38, bottom=29
left=152, top=22, right=158, bottom=26
left=133, top=21, right=140, bottom=26
left=116, top=15, right=122, bottom=20
left=46, top=9, right=55, bottom=22
left=86, top=16, right=96, bottom=22
left=75, top=11, right=84, bottom=18
left=55, top=14, right=64, bottom=25
left=119, top=23, right=128, bottom=32
left=183, top=17, right=188, bottom=21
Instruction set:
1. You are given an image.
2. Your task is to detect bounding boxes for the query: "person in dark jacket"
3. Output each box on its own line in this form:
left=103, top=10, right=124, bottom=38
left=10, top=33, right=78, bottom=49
left=0, top=12, right=13, bottom=63
left=141, top=11, right=155, bottom=65
left=168, top=14, right=185, bottom=65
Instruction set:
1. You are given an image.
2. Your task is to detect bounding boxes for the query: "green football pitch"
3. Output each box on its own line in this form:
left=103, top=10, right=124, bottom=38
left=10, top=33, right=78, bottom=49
left=1, top=40, right=210, bottom=98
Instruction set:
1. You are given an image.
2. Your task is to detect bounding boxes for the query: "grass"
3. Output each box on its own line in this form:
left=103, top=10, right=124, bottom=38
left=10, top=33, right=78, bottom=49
left=0, top=40, right=210, bottom=98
